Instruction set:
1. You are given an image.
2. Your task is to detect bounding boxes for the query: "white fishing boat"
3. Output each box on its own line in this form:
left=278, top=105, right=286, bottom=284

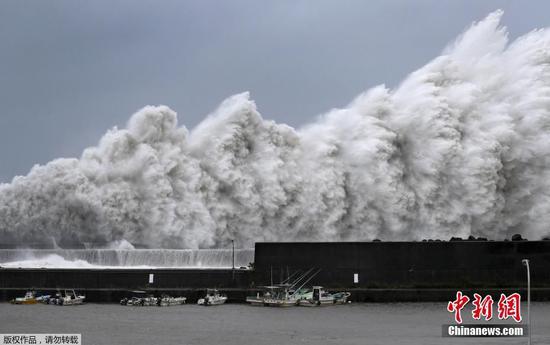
left=197, top=289, right=227, bottom=306
left=246, top=286, right=294, bottom=306
left=159, top=295, right=186, bottom=306
left=332, top=291, right=351, bottom=304
left=121, top=291, right=149, bottom=306
left=245, top=289, right=271, bottom=306
left=246, top=268, right=322, bottom=307
left=58, top=290, right=85, bottom=306
left=262, top=285, right=298, bottom=307
left=120, top=296, right=139, bottom=306
left=121, top=295, right=157, bottom=306
left=120, top=291, right=186, bottom=306
left=36, top=294, right=52, bottom=304
left=297, top=286, right=335, bottom=306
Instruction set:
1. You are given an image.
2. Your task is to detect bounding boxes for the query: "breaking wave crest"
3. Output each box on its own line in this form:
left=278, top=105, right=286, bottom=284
left=0, top=249, right=255, bottom=268
left=2, top=10, right=550, bottom=248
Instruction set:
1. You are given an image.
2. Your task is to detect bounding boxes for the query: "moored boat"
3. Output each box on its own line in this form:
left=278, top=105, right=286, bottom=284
left=297, top=286, right=335, bottom=306
left=57, top=289, right=85, bottom=306
left=245, top=289, right=271, bottom=306
left=197, top=289, right=227, bottom=306
left=120, top=295, right=157, bottom=306
left=246, top=268, right=322, bottom=307
left=120, top=291, right=186, bottom=306
left=262, top=285, right=298, bottom=307
left=10, top=290, right=38, bottom=305
left=158, top=295, right=186, bottom=306
left=332, top=291, right=351, bottom=304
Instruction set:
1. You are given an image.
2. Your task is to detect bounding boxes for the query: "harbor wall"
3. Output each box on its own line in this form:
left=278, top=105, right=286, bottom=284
left=253, top=241, right=550, bottom=293
left=1, top=241, right=550, bottom=302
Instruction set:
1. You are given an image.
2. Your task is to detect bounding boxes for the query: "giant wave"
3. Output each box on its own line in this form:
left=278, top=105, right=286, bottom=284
left=1, top=11, right=550, bottom=248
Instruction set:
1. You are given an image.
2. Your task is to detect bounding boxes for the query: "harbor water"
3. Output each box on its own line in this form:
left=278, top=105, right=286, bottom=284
left=1, top=302, right=548, bottom=345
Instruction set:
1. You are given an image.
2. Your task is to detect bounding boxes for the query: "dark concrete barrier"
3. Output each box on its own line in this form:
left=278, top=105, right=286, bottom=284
left=253, top=241, right=550, bottom=289
left=0, top=268, right=251, bottom=290
left=2, top=241, right=550, bottom=302
left=0, top=268, right=252, bottom=302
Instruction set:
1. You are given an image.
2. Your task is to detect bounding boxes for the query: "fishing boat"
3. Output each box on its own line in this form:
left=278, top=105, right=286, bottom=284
left=262, top=285, right=298, bottom=307
left=120, top=296, right=140, bottom=306
left=158, top=295, right=186, bottom=306
left=297, top=286, right=335, bottom=306
left=246, top=267, right=322, bottom=307
left=246, top=285, right=297, bottom=307
left=121, top=296, right=157, bottom=306
left=56, top=290, right=85, bottom=306
left=332, top=291, right=352, bottom=304
left=197, top=289, right=227, bottom=306
left=11, top=291, right=39, bottom=305
left=245, top=288, right=272, bottom=306
left=121, top=291, right=156, bottom=306
left=47, top=291, right=62, bottom=305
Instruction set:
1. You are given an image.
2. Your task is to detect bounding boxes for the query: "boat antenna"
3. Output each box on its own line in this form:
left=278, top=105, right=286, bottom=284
left=280, top=270, right=301, bottom=284
left=288, top=267, right=315, bottom=289
left=291, top=268, right=322, bottom=297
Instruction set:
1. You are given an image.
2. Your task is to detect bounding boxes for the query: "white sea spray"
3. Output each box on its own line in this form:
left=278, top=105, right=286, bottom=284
left=1, top=11, right=549, bottom=248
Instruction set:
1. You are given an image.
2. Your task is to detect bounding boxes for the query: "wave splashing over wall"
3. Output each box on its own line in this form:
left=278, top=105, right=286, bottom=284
left=1, top=11, right=550, bottom=248
left=0, top=249, right=255, bottom=268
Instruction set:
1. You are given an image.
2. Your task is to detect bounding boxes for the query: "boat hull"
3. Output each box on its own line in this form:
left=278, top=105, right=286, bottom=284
left=298, top=298, right=335, bottom=307
left=11, top=299, right=38, bottom=305
left=332, top=292, right=352, bottom=304
left=263, top=299, right=297, bottom=307
left=60, top=298, right=85, bottom=306
left=245, top=297, right=264, bottom=306
left=197, top=297, right=227, bottom=306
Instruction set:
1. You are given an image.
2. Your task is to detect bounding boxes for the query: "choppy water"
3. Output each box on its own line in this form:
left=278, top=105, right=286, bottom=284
left=1, top=302, right=548, bottom=345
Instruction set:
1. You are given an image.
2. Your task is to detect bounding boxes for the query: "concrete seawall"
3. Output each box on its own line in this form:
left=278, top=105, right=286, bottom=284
left=1, top=241, right=549, bottom=302
left=253, top=241, right=550, bottom=289
left=0, top=268, right=251, bottom=302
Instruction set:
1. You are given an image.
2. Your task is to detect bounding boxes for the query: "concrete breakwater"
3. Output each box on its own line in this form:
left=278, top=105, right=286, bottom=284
left=1, top=241, right=550, bottom=302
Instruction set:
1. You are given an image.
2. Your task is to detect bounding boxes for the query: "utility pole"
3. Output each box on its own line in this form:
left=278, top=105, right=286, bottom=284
left=522, top=259, right=531, bottom=345
left=231, top=239, right=235, bottom=284
left=232, top=239, right=235, bottom=270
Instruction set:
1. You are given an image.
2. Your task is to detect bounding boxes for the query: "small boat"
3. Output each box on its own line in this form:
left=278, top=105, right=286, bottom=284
left=121, top=291, right=151, bottom=306
left=197, top=289, right=227, bottom=306
left=120, top=296, right=156, bottom=306
left=247, top=268, right=323, bottom=307
left=262, top=285, right=298, bottom=307
left=245, top=289, right=270, bottom=306
left=11, top=291, right=39, bottom=305
left=120, top=291, right=186, bottom=306
left=246, top=286, right=288, bottom=306
left=57, top=290, right=85, bottom=306
left=120, top=296, right=138, bottom=306
left=246, top=285, right=298, bottom=307
left=47, top=292, right=60, bottom=305
left=36, top=294, right=51, bottom=303
left=332, top=291, right=351, bottom=304
left=158, top=295, right=186, bottom=306
left=297, top=286, right=335, bottom=306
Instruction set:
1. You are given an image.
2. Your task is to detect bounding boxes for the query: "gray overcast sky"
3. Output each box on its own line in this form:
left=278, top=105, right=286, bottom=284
left=1, top=0, right=549, bottom=182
